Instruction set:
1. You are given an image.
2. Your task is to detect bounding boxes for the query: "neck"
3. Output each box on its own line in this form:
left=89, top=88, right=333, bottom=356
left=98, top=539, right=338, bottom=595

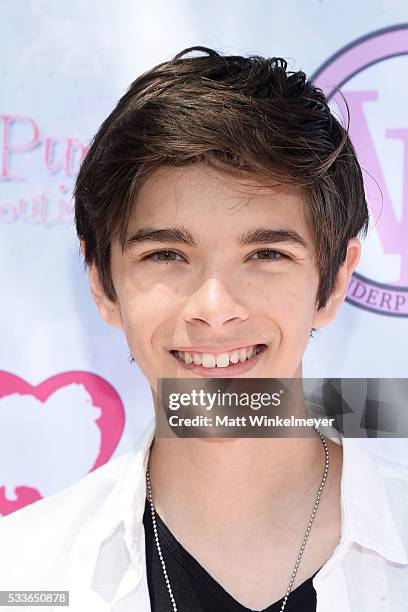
left=147, top=431, right=329, bottom=538
left=147, top=367, right=335, bottom=535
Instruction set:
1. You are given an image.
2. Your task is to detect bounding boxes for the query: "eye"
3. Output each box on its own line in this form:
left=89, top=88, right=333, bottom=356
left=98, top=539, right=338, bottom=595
left=248, top=249, right=290, bottom=261
left=142, top=250, right=186, bottom=263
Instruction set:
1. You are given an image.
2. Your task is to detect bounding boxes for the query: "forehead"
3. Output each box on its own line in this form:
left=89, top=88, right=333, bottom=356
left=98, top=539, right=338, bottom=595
left=127, top=163, right=312, bottom=242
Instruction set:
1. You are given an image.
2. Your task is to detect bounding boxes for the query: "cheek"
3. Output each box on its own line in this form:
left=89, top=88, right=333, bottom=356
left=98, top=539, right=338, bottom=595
left=118, top=281, right=181, bottom=347
left=259, top=278, right=316, bottom=317
left=258, top=276, right=318, bottom=345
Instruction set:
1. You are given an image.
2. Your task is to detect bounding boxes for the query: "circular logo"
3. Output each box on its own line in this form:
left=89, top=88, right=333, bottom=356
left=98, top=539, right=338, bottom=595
left=312, top=25, right=408, bottom=317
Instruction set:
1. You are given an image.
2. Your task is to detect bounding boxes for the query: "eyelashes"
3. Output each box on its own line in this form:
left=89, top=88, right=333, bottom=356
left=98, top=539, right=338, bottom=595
left=249, top=250, right=290, bottom=261
left=141, top=249, right=291, bottom=264
left=142, top=250, right=185, bottom=263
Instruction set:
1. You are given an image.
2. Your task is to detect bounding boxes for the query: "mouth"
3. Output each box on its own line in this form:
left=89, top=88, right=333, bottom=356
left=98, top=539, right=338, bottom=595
left=169, top=344, right=267, bottom=377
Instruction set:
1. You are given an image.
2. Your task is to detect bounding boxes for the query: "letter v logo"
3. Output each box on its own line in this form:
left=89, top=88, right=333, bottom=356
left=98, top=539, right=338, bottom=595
left=312, top=25, right=408, bottom=317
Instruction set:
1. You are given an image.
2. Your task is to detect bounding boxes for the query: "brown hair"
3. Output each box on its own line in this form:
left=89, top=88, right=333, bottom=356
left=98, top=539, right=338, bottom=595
left=74, top=45, right=369, bottom=309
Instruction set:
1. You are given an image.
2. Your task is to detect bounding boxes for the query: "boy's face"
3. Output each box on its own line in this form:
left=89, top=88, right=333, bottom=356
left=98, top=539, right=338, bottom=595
left=88, top=164, right=360, bottom=387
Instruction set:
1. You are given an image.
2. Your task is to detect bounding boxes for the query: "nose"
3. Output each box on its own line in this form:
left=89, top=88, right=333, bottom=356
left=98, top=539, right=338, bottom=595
left=182, top=277, right=249, bottom=328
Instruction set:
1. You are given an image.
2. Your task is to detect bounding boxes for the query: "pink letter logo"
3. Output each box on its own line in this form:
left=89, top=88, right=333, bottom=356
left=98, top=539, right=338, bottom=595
left=313, top=25, right=408, bottom=317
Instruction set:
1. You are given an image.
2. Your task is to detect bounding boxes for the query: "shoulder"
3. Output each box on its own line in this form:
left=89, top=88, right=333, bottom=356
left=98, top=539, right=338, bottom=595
left=0, top=450, right=130, bottom=530
left=372, top=452, right=408, bottom=538
left=373, top=451, right=408, bottom=486
left=0, top=451, right=132, bottom=585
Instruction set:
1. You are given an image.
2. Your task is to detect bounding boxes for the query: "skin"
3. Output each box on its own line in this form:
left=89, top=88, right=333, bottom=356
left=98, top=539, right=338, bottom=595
left=84, top=163, right=361, bottom=608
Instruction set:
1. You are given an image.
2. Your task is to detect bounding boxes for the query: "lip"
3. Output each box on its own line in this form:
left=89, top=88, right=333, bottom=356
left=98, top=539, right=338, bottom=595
left=169, top=344, right=267, bottom=377
left=170, top=343, right=265, bottom=354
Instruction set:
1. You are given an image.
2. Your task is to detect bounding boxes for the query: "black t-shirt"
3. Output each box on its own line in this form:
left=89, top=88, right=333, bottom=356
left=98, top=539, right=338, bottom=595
left=143, top=497, right=318, bottom=611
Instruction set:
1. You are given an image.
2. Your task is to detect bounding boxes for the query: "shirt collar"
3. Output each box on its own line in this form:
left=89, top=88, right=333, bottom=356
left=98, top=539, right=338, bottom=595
left=339, top=434, right=408, bottom=565
left=114, top=416, right=156, bottom=568
left=74, top=417, right=156, bottom=605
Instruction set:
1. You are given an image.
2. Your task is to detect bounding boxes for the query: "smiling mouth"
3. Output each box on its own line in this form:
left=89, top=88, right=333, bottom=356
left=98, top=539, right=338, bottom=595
left=170, top=344, right=267, bottom=369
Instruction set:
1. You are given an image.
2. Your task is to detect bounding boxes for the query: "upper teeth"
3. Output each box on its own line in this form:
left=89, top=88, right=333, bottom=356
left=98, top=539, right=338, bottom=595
left=174, top=345, right=262, bottom=368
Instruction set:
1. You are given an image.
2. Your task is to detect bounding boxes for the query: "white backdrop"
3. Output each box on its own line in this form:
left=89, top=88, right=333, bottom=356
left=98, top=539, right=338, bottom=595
left=1, top=0, right=407, bottom=517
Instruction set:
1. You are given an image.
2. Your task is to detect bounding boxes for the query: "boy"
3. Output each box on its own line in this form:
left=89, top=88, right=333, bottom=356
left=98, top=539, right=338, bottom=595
left=1, top=46, right=407, bottom=611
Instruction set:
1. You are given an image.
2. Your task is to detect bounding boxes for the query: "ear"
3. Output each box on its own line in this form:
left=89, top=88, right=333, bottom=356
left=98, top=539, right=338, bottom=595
left=313, top=237, right=361, bottom=328
left=80, top=240, right=123, bottom=329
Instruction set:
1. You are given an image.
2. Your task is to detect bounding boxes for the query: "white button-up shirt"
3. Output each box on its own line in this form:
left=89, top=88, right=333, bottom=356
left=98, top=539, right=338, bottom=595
left=1, top=416, right=408, bottom=611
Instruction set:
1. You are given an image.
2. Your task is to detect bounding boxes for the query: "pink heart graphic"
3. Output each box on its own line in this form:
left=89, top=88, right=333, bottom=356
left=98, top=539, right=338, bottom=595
left=0, top=371, right=125, bottom=516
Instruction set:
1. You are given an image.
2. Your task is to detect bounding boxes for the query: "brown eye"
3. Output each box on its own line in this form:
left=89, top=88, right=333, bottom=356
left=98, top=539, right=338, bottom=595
left=144, top=250, right=185, bottom=263
left=250, top=250, right=288, bottom=261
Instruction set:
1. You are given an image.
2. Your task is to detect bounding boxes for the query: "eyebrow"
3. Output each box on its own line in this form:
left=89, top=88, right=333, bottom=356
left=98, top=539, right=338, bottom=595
left=125, top=225, right=307, bottom=250
left=237, top=227, right=307, bottom=249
